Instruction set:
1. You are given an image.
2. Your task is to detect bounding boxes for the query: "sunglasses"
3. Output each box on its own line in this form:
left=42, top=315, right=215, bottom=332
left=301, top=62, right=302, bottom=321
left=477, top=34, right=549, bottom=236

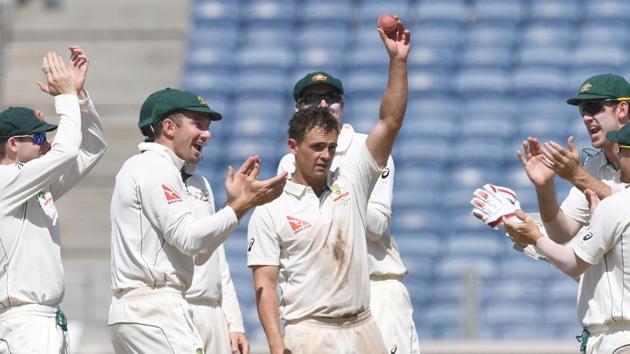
left=12, top=132, right=47, bottom=145
left=578, top=98, right=630, bottom=116
left=298, top=92, right=343, bottom=106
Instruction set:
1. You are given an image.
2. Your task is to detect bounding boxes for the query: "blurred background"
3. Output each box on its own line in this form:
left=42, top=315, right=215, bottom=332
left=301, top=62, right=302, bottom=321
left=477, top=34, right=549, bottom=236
left=2, top=0, right=625, bottom=352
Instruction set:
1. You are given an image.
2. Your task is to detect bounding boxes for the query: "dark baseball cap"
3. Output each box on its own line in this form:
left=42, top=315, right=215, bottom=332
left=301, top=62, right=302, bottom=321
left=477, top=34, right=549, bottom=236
left=138, top=88, right=173, bottom=129
left=567, top=74, right=630, bottom=105
left=606, top=123, right=630, bottom=147
left=293, top=71, right=344, bottom=102
left=0, top=107, right=57, bottom=143
left=150, top=88, right=222, bottom=124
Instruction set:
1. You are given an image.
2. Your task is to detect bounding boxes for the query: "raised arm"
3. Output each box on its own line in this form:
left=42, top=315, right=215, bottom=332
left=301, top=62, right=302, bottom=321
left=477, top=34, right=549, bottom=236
left=46, top=46, right=107, bottom=199
left=366, top=156, right=394, bottom=241
left=365, top=16, right=411, bottom=168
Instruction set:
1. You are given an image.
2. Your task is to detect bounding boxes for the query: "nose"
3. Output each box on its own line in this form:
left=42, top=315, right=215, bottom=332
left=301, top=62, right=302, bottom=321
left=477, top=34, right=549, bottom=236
left=319, top=99, right=329, bottom=108
left=201, top=129, right=211, bottom=141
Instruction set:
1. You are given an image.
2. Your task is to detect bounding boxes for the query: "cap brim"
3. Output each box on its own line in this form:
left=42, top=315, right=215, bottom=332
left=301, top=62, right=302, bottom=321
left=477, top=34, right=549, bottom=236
left=567, top=94, right=612, bottom=105
left=30, top=122, right=58, bottom=133
left=186, top=106, right=222, bottom=121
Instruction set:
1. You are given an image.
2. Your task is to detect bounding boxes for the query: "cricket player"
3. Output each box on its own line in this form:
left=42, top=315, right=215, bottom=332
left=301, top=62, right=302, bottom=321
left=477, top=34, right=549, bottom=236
left=473, top=74, right=630, bottom=261
left=277, top=71, right=420, bottom=354
left=135, top=88, right=249, bottom=354
left=248, top=19, right=411, bottom=354
left=503, top=122, right=630, bottom=354
left=109, top=88, right=286, bottom=352
left=0, top=47, right=106, bottom=352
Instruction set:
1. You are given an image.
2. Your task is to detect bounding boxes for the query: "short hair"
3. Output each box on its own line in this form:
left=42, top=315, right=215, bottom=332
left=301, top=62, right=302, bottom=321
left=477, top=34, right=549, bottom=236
left=288, top=106, right=340, bottom=143
left=152, top=110, right=184, bottom=139
left=0, top=142, right=6, bottom=160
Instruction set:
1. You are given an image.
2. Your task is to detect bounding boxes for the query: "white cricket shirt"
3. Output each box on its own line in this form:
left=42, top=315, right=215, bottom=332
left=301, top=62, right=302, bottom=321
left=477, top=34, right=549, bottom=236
left=0, top=94, right=106, bottom=309
left=109, top=143, right=238, bottom=293
left=277, top=124, right=407, bottom=276
left=183, top=166, right=244, bottom=332
left=249, top=142, right=381, bottom=320
left=561, top=151, right=622, bottom=225
left=573, top=187, right=630, bottom=331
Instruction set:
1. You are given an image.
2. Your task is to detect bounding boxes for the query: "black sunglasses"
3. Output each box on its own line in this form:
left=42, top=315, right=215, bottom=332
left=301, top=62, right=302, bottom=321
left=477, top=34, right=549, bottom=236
left=578, top=99, right=627, bottom=117
left=298, top=92, right=343, bottom=106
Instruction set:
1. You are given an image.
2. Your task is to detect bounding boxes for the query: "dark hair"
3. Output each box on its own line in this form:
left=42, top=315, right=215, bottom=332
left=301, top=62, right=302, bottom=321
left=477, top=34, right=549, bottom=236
left=152, top=111, right=183, bottom=139
left=0, top=142, right=6, bottom=160
left=288, top=106, right=340, bottom=143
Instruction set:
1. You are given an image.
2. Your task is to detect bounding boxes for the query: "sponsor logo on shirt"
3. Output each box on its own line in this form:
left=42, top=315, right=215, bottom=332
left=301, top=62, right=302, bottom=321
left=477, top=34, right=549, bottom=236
left=162, top=184, right=182, bottom=204
left=330, top=183, right=350, bottom=202
left=248, top=238, right=255, bottom=252
left=287, top=216, right=311, bottom=234
left=583, top=232, right=593, bottom=241
left=381, top=168, right=390, bottom=179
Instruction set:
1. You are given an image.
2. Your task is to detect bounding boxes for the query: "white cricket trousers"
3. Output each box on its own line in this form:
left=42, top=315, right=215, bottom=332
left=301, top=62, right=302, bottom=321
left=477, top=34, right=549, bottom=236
left=370, top=277, right=421, bottom=354
left=283, top=309, right=387, bottom=354
left=585, top=324, right=630, bottom=354
left=189, top=299, right=232, bottom=354
left=109, top=287, right=204, bottom=354
left=0, top=304, right=68, bottom=354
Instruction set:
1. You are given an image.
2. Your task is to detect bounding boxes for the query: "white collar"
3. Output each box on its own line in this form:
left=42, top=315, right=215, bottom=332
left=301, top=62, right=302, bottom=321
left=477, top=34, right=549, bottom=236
left=137, top=142, right=186, bottom=171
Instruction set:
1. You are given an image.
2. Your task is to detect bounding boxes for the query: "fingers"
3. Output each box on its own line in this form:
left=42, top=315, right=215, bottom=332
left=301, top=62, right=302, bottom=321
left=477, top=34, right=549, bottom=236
left=567, top=136, right=578, bottom=154
left=237, top=156, right=258, bottom=176
left=516, top=149, right=528, bottom=166
left=36, top=80, right=50, bottom=94
left=226, top=165, right=234, bottom=182
left=42, top=55, right=53, bottom=82
left=248, top=162, right=261, bottom=181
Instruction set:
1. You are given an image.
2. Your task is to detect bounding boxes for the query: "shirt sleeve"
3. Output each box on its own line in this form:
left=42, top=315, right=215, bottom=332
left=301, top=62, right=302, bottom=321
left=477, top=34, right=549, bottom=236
left=0, top=94, right=82, bottom=213
left=50, top=91, right=107, bottom=200
left=137, top=163, right=240, bottom=256
left=218, top=247, right=245, bottom=333
left=247, top=206, right=281, bottom=266
left=560, top=186, right=591, bottom=225
left=573, top=195, right=625, bottom=265
left=277, top=153, right=295, bottom=176
left=338, top=142, right=382, bottom=209
left=366, top=156, right=394, bottom=241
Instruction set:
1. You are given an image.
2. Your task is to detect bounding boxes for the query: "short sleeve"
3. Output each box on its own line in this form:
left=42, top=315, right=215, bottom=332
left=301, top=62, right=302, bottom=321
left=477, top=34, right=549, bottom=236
left=247, top=206, right=281, bottom=266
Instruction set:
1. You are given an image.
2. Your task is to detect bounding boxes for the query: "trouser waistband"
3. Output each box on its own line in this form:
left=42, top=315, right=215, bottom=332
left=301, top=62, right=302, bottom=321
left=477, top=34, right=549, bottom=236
left=285, top=309, right=372, bottom=328
left=0, top=303, right=57, bottom=320
left=586, top=321, right=630, bottom=335
left=186, top=297, right=220, bottom=307
left=113, top=286, right=184, bottom=301
left=369, top=274, right=404, bottom=281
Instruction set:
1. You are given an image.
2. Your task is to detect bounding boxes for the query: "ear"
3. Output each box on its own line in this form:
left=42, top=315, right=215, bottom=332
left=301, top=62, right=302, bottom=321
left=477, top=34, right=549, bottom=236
left=294, top=103, right=300, bottom=113
left=339, top=100, right=345, bottom=111
left=6, top=137, right=18, bottom=153
left=619, top=101, right=630, bottom=124
left=162, top=118, right=177, bottom=139
left=288, top=138, right=298, bottom=155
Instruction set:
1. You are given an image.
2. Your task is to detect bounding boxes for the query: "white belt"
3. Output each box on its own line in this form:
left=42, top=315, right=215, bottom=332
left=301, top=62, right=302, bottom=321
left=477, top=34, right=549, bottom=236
left=0, top=303, right=57, bottom=320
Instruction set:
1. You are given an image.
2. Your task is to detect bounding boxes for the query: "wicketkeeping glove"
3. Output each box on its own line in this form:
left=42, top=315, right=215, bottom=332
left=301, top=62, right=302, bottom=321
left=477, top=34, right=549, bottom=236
left=470, top=183, right=521, bottom=230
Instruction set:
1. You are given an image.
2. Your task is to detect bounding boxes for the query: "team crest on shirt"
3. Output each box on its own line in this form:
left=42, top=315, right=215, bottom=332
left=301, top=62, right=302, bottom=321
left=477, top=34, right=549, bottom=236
left=161, top=184, right=182, bottom=204
left=287, top=216, right=311, bottom=234
left=331, top=184, right=350, bottom=202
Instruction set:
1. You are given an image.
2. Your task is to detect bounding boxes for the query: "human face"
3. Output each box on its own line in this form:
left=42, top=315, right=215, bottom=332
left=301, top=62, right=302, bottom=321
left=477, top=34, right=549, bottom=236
left=12, top=132, right=51, bottom=163
left=580, top=101, right=623, bottom=149
left=617, top=146, right=630, bottom=182
left=297, top=84, right=344, bottom=120
left=169, top=111, right=211, bottom=164
left=291, top=126, right=338, bottom=184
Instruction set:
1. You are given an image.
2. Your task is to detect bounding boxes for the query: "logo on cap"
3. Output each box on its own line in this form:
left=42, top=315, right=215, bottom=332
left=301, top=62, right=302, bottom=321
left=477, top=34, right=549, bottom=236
left=312, top=74, right=328, bottom=82
left=197, top=96, right=207, bottom=105
left=580, top=82, right=593, bottom=93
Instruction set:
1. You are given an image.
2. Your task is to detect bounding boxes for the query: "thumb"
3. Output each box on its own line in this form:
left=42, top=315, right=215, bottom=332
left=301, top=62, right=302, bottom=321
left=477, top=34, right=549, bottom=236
left=513, top=209, right=528, bottom=221
left=231, top=338, right=238, bottom=353
left=226, top=165, right=234, bottom=182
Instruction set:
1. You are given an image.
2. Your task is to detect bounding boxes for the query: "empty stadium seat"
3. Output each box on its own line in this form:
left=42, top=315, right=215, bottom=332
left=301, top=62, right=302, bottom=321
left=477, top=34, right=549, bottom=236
left=471, top=0, right=526, bottom=25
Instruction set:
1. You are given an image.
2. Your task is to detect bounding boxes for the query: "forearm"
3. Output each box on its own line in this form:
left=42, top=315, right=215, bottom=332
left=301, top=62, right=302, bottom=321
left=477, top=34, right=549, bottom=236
left=255, top=282, right=284, bottom=353
left=569, top=167, right=612, bottom=199
left=535, top=237, right=586, bottom=278
left=379, top=58, right=408, bottom=132
left=535, top=182, right=560, bottom=223
left=168, top=207, right=239, bottom=256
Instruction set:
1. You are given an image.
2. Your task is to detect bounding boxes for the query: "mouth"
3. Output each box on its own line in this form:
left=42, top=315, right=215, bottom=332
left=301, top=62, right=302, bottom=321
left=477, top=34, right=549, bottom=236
left=192, top=142, right=204, bottom=153
left=588, top=126, right=601, bottom=136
